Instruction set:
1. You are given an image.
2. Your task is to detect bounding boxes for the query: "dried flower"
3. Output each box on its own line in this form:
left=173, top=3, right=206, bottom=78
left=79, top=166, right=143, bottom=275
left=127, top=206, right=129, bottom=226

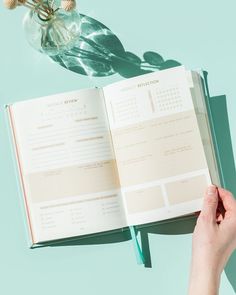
left=61, top=0, right=76, bottom=11
left=3, top=0, right=18, bottom=9
left=4, top=0, right=78, bottom=17
left=18, top=0, right=27, bottom=4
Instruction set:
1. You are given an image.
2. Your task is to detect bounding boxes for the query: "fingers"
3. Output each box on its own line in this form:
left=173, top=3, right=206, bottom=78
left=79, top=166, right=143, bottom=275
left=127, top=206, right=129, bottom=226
left=217, top=187, right=236, bottom=211
left=200, top=185, right=219, bottom=220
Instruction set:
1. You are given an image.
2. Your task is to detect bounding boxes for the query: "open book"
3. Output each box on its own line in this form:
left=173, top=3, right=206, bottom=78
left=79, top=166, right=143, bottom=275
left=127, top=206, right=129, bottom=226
left=7, top=66, right=221, bottom=246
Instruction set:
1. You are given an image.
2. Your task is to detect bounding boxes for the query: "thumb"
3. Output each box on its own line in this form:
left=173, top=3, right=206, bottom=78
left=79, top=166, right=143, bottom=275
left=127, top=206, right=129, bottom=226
left=200, top=185, right=219, bottom=219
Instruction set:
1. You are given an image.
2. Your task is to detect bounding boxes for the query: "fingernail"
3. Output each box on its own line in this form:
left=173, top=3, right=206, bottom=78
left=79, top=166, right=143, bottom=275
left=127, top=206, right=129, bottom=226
left=207, top=185, right=217, bottom=195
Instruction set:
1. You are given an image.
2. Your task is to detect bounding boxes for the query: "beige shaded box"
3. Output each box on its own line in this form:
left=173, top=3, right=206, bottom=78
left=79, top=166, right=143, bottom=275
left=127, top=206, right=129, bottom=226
left=166, top=174, right=207, bottom=205
left=125, top=186, right=165, bottom=214
left=25, top=159, right=120, bottom=203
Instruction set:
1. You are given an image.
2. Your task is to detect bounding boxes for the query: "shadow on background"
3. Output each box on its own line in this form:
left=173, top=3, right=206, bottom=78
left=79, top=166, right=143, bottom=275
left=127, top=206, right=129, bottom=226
left=42, top=94, right=236, bottom=291
left=50, top=13, right=236, bottom=292
left=44, top=228, right=132, bottom=247
left=138, top=94, right=236, bottom=273
left=209, top=95, right=236, bottom=293
left=138, top=215, right=197, bottom=268
left=50, top=14, right=181, bottom=78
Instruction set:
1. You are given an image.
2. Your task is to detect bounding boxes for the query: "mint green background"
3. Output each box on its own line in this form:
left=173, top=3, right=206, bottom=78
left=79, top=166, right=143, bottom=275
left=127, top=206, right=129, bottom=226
left=0, top=0, right=236, bottom=294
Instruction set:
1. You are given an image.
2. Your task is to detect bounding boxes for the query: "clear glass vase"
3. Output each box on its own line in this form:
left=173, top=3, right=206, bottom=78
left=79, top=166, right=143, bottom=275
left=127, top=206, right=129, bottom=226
left=23, top=8, right=81, bottom=56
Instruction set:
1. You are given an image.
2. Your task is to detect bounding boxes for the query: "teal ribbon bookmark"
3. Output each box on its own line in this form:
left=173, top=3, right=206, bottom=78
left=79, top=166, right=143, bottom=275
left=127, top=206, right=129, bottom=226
left=129, top=226, right=145, bottom=265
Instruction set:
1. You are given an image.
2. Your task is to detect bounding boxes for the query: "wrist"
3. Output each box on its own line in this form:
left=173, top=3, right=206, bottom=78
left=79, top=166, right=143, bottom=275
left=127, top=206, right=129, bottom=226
left=191, top=248, right=229, bottom=278
left=190, top=263, right=221, bottom=282
left=189, top=259, right=221, bottom=295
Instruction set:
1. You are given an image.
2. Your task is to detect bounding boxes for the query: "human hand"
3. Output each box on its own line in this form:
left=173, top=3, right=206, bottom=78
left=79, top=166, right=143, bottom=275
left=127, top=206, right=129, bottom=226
left=188, top=185, right=236, bottom=295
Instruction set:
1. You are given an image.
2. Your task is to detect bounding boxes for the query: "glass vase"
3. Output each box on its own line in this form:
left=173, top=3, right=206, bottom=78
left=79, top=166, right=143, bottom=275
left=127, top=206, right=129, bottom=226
left=23, top=8, right=81, bottom=56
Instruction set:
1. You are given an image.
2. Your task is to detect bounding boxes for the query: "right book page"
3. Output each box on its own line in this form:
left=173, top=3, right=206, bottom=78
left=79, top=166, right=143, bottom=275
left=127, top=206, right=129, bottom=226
left=103, top=66, right=218, bottom=226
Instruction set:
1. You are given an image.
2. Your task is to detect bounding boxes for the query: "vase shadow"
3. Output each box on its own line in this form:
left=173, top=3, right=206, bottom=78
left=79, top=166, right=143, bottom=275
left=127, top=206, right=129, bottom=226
left=50, top=14, right=181, bottom=78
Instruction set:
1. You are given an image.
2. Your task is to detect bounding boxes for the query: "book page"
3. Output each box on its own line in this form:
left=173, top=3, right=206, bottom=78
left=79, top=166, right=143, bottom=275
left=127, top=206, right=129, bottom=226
left=9, top=89, right=126, bottom=243
left=103, top=66, right=212, bottom=226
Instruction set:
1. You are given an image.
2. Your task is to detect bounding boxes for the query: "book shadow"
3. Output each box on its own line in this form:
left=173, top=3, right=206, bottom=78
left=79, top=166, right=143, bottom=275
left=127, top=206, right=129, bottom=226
left=46, top=95, right=236, bottom=292
left=140, top=94, right=236, bottom=294
left=138, top=215, right=197, bottom=268
left=45, top=228, right=132, bottom=246
left=50, top=14, right=181, bottom=78
left=49, top=13, right=236, bottom=292
left=209, top=95, right=236, bottom=293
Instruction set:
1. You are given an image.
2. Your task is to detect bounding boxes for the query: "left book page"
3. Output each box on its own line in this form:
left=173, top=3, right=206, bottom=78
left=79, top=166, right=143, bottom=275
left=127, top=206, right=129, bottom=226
left=7, top=88, right=127, bottom=245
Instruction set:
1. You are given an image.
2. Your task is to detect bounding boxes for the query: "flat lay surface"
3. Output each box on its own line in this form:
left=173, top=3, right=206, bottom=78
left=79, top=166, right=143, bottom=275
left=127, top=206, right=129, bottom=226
left=0, top=1, right=236, bottom=294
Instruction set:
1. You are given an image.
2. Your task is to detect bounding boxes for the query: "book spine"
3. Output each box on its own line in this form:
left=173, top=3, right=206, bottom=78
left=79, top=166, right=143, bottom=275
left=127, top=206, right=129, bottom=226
left=5, top=105, right=35, bottom=247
